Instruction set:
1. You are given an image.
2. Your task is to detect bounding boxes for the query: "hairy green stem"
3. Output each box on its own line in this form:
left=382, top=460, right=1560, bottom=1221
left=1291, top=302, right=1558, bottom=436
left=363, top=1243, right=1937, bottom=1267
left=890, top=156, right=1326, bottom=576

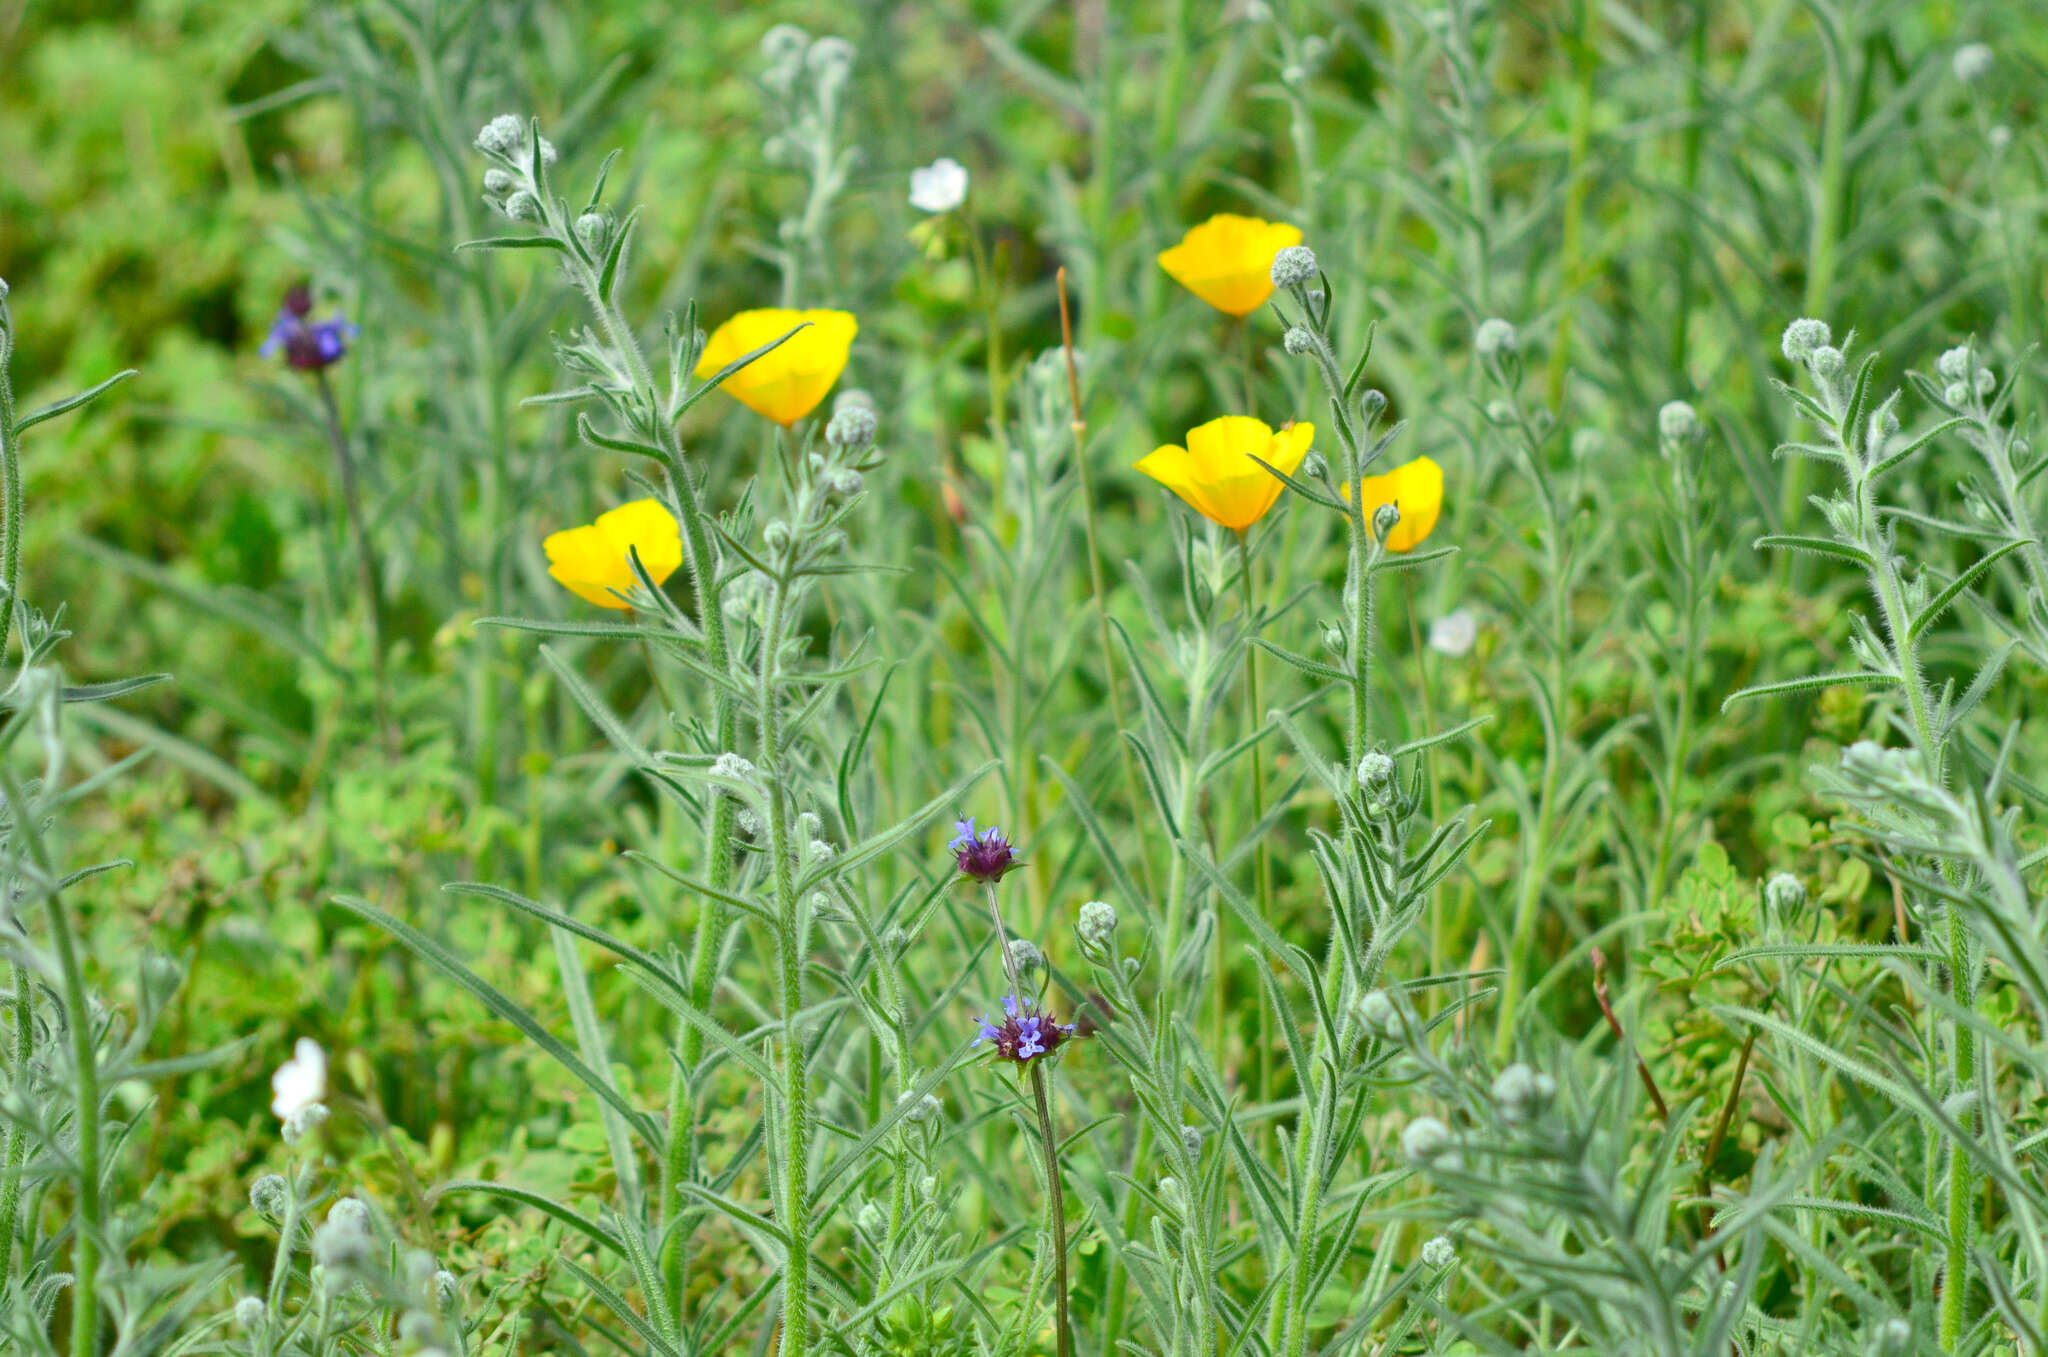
left=1828, top=372, right=1973, bottom=1349
left=760, top=575, right=812, bottom=1357
left=0, top=302, right=20, bottom=663
left=0, top=961, right=29, bottom=1278
left=313, top=370, right=398, bottom=753
left=554, top=216, right=741, bottom=1300
left=1158, top=629, right=1212, bottom=1008
left=1234, top=536, right=1272, bottom=1104
left=1029, top=1063, right=1073, bottom=1357
left=47, top=880, right=100, bottom=1357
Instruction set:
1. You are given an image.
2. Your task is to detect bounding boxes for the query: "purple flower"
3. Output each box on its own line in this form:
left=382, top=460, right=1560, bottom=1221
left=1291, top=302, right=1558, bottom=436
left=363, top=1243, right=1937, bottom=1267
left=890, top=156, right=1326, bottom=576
left=950, top=816, right=1021, bottom=883
left=971, top=994, right=1075, bottom=1065
left=261, top=286, right=357, bottom=372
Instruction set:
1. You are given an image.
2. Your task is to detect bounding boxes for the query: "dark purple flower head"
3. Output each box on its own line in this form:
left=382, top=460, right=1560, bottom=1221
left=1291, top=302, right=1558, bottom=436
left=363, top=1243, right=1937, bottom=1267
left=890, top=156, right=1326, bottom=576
left=972, top=994, right=1075, bottom=1065
left=261, top=287, right=357, bottom=372
left=950, top=816, right=1021, bottom=883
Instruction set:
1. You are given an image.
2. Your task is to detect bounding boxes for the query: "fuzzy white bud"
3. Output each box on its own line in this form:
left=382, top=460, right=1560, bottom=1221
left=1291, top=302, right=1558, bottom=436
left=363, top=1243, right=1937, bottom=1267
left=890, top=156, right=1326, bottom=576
left=1270, top=245, right=1319, bottom=288
left=1474, top=317, right=1518, bottom=360
left=1781, top=317, right=1831, bottom=364
left=827, top=404, right=879, bottom=449
left=1401, top=1115, right=1454, bottom=1165
left=1657, top=400, right=1702, bottom=444
left=1356, top=988, right=1402, bottom=1040
left=1764, top=871, right=1806, bottom=916
left=475, top=114, right=525, bottom=157
left=1076, top=899, right=1117, bottom=949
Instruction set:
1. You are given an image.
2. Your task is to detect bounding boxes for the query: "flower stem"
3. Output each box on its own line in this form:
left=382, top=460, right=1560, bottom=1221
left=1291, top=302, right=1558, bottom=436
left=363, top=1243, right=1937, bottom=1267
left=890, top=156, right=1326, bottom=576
left=313, top=369, right=398, bottom=754
left=759, top=574, right=812, bottom=1357
left=0, top=961, right=29, bottom=1279
left=45, top=875, right=99, bottom=1357
left=1028, top=1062, right=1073, bottom=1357
left=0, top=312, right=29, bottom=1279
left=1232, top=533, right=1272, bottom=1101
left=0, top=299, right=20, bottom=663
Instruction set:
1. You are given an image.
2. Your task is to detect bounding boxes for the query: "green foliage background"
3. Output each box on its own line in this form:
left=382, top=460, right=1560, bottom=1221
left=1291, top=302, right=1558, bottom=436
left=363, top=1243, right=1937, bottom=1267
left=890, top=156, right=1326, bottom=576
left=4, top=0, right=2048, bottom=1350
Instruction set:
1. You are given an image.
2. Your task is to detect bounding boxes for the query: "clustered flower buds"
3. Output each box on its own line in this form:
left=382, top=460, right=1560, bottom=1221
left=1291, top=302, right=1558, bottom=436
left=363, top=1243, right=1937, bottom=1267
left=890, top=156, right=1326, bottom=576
left=474, top=113, right=555, bottom=163
left=1400, top=1115, right=1455, bottom=1166
left=1357, top=751, right=1395, bottom=790
left=1421, top=1235, right=1457, bottom=1269
left=1490, top=1062, right=1557, bottom=1124
left=312, top=1199, right=376, bottom=1274
left=1764, top=871, right=1806, bottom=918
left=826, top=403, right=878, bottom=450
left=249, top=1173, right=290, bottom=1221
left=1356, top=988, right=1403, bottom=1040
left=1474, top=317, right=1518, bottom=360
left=1780, top=317, right=1832, bottom=365
left=1005, top=937, right=1045, bottom=979
left=1075, top=899, right=1117, bottom=960
left=1657, top=400, right=1702, bottom=445
left=1270, top=244, right=1319, bottom=289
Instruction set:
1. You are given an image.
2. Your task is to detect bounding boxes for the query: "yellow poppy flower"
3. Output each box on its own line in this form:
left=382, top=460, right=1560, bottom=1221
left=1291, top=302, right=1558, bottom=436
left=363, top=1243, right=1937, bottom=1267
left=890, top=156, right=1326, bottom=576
left=544, top=498, right=684, bottom=610
left=1348, top=455, right=1444, bottom=552
left=1157, top=214, right=1305, bottom=317
left=695, top=308, right=857, bottom=426
left=1136, top=417, right=1316, bottom=532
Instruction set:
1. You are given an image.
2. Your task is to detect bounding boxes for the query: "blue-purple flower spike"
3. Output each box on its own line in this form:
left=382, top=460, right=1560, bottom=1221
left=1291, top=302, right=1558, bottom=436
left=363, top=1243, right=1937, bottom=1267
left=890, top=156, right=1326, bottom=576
left=951, top=815, right=1021, bottom=883
left=261, top=286, right=357, bottom=372
left=971, top=993, right=1074, bottom=1065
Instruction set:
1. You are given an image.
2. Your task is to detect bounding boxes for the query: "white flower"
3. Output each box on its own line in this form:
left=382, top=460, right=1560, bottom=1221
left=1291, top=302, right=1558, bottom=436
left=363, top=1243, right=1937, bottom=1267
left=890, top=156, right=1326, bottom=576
left=271, top=1038, right=326, bottom=1121
left=909, top=157, right=969, bottom=214
left=1952, top=43, right=1992, bottom=83
left=1429, top=609, right=1478, bottom=657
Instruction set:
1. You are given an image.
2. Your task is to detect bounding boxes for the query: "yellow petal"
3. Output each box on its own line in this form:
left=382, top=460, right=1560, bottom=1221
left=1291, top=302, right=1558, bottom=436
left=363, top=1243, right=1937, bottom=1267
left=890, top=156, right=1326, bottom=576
left=1135, top=444, right=1228, bottom=526
left=696, top=308, right=858, bottom=425
left=1352, top=455, right=1444, bottom=552
left=1139, top=416, right=1313, bottom=531
left=543, top=523, right=635, bottom=609
left=595, top=498, right=683, bottom=587
left=1157, top=214, right=1304, bottom=317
